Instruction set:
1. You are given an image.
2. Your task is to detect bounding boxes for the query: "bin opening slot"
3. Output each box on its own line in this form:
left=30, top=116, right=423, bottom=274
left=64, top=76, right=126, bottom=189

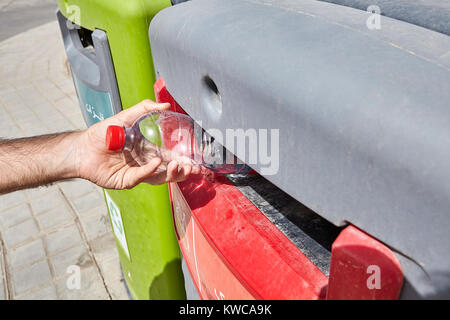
left=77, top=27, right=95, bottom=53
left=226, top=173, right=343, bottom=276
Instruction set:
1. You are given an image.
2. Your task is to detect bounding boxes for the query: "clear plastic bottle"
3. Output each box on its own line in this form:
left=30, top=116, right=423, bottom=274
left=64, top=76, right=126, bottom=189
left=105, top=110, right=250, bottom=174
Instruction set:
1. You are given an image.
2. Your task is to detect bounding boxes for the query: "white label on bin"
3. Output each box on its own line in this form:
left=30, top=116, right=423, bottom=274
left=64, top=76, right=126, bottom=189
left=105, top=191, right=130, bottom=260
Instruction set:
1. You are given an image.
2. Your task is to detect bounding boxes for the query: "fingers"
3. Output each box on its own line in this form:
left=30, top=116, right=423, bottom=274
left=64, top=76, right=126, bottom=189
left=180, top=164, right=192, bottom=179
left=126, top=157, right=162, bottom=187
left=165, top=160, right=180, bottom=182
left=165, top=161, right=194, bottom=183
left=116, top=100, right=171, bottom=127
left=191, top=165, right=202, bottom=175
left=128, top=159, right=198, bottom=187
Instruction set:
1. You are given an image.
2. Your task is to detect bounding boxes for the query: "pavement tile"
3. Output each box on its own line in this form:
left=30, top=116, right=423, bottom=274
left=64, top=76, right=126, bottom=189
left=52, top=96, right=78, bottom=113
left=10, top=111, right=38, bottom=124
left=36, top=205, right=74, bottom=231
left=80, top=208, right=111, bottom=241
left=34, top=83, right=64, bottom=101
left=31, top=103, right=57, bottom=116
left=40, top=111, right=67, bottom=125
left=18, top=283, right=58, bottom=300
left=0, top=84, right=14, bottom=94
left=0, top=118, right=21, bottom=130
left=0, top=111, right=16, bottom=126
left=98, top=258, right=128, bottom=300
left=3, top=218, right=40, bottom=248
left=30, top=190, right=67, bottom=215
left=46, top=224, right=84, bottom=256
left=0, top=246, right=3, bottom=277
left=0, top=125, right=22, bottom=138
left=50, top=244, right=93, bottom=278
left=58, top=179, right=95, bottom=200
left=71, top=191, right=106, bottom=216
left=0, top=203, right=33, bottom=230
left=0, top=279, right=5, bottom=300
left=57, top=266, right=109, bottom=300
left=9, top=238, right=46, bottom=270
left=58, top=82, right=76, bottom=96
left=0, top=90, right=22, bottom=106
left=0, top=191, right=27, bottom=211
left=0, top=126, right=22, bottom=138
left=17, top=118, right=45, bottom=132
left=6, top=109, right=31, bottom=122
left=46, top=121, right=76, bottom=133
left=12, top=260, right=52, bottom=296
left=90, top=232, right=119, bottom=264
left=24, top=184, right=58, bottom=200
left=21, top=125, right=48, bottom=137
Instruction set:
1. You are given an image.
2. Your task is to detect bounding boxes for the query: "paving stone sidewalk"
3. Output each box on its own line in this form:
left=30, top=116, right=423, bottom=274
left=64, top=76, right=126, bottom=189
left=0, top=21, right=128, bottom=300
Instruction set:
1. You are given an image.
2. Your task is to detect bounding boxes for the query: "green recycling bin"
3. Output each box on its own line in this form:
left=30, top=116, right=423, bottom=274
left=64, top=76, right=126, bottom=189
left=56, top=0, right=185, bottom=300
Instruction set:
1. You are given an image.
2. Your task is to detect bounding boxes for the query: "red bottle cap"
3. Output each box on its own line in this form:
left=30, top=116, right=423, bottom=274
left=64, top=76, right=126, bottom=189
left=106, top=125, right=125, bottom=151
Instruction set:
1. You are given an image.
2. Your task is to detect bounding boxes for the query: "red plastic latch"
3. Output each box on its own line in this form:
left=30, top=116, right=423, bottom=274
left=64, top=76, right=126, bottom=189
left=105, top=125, right=125, bottom=151
left=326, top=225, right=403, bottom=300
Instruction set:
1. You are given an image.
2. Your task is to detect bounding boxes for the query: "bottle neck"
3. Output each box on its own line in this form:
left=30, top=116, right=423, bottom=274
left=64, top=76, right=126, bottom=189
left=123, top=127, right=135, bottom=152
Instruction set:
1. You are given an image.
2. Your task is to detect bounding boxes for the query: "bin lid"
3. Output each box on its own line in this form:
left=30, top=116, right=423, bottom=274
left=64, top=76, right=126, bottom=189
left=150, top=0, right=450, bottom=298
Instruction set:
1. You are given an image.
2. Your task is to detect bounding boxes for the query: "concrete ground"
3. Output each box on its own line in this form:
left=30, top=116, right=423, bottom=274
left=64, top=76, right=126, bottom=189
left=0, top=0, right=57, bottom=41
left=0, top=20, right=128, bottom=299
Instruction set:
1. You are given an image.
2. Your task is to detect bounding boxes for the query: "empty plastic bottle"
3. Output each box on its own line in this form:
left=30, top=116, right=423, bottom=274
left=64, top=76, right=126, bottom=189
left=105, top=110, right=250, bottom=174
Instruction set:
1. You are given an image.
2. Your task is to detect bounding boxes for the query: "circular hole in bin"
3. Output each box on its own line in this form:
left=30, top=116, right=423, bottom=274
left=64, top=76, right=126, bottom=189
left=201, top=75, right=222, bottom=122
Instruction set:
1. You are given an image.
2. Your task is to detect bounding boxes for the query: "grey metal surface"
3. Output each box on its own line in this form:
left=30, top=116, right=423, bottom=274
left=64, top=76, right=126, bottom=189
left=150, top=0, right=450, bottom=298
left=318, top=0, right=450, bottom=36
left=56, top=10, right=122, bottom=115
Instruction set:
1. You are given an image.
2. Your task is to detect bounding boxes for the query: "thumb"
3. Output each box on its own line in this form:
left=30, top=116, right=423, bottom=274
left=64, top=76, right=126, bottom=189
left=117, top=100, right=171, bottom=127
left=125, top=157, right=162, bottom=187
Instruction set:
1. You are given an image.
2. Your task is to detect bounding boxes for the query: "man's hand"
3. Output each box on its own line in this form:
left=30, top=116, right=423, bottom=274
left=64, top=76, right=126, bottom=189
left=0, top=99, right=199, bottom=195
left=75, top=99, right=200, bottom=189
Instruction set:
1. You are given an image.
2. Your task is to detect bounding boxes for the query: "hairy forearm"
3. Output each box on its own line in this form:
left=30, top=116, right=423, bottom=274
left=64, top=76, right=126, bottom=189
left=0, top=132, right=82, bottom=194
